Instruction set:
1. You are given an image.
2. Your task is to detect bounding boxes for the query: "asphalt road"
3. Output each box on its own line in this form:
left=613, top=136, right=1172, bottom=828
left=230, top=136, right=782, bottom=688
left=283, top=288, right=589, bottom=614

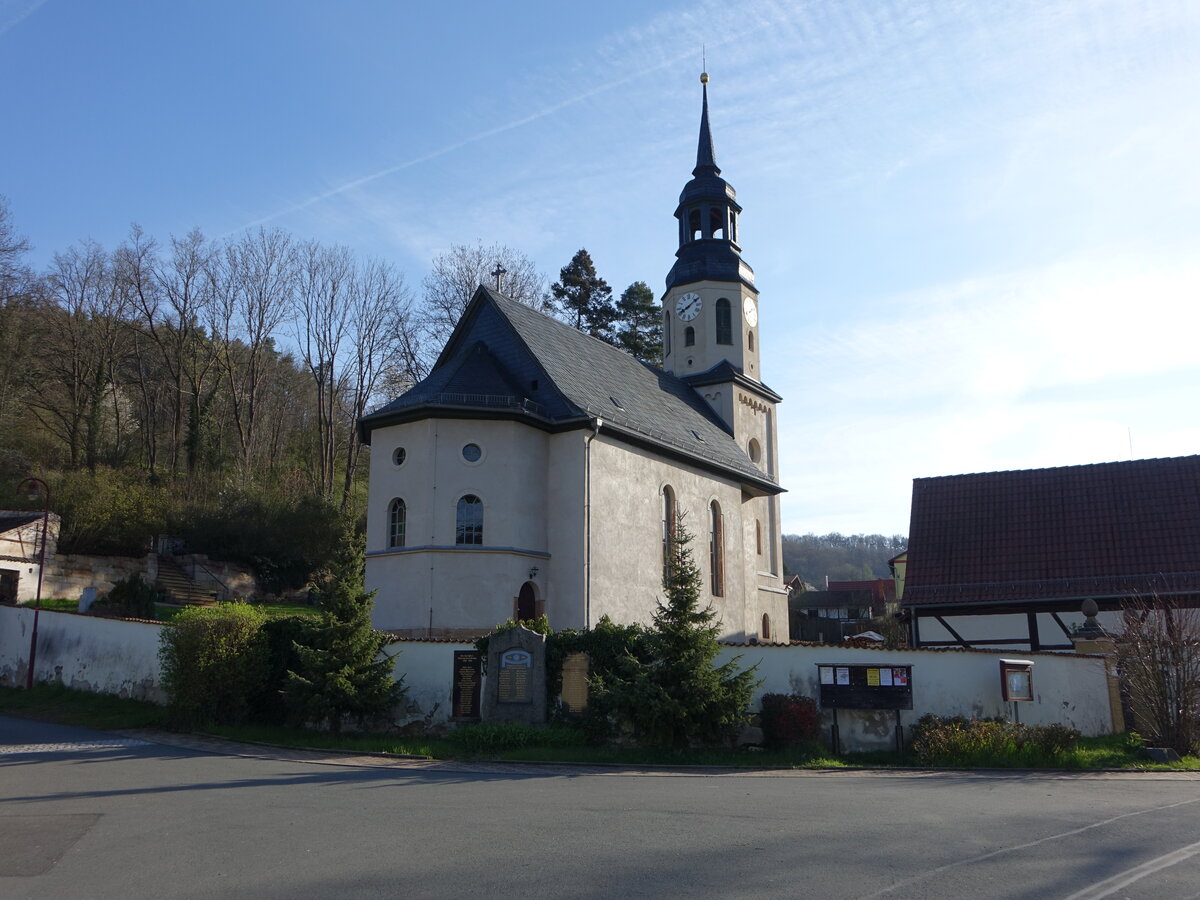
left=2, top=715, right=1200, bottom=899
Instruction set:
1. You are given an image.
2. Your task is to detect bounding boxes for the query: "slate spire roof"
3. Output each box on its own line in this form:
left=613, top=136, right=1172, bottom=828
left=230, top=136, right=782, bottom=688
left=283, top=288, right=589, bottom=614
left=902, top=455, right=1200, bottom=607
left=360, top=286, right=781, bottom=494
left=694, top=79, right=719, bottom=177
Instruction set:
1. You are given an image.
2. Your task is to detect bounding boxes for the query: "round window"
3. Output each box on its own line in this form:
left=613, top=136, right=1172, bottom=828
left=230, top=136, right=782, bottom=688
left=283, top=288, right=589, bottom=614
left=392, top=447, right=406, bottom=467
left=748, top=439, right=762, bottom=463
left=462, top=443, right=482, bottom=463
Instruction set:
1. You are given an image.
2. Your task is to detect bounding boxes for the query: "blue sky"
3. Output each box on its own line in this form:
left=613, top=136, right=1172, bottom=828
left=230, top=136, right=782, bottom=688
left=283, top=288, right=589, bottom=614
left=4, top=0, right=1199, bottom=536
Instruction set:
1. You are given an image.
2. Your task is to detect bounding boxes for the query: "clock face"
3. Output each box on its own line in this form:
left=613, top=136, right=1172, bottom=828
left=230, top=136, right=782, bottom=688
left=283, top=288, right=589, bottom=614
left=743, top=296, right=758, bottom=327
left=676, top=292, right=702, bottom=321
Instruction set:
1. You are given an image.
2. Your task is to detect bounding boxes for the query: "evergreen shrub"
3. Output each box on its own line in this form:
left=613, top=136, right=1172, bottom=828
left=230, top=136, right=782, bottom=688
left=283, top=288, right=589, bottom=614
left=94, top=573, right=157, bottom=619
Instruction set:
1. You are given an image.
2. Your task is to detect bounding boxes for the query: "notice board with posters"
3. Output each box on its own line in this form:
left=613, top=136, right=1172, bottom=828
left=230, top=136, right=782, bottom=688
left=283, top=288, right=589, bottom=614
left=817, top=664, right=913, bottom=710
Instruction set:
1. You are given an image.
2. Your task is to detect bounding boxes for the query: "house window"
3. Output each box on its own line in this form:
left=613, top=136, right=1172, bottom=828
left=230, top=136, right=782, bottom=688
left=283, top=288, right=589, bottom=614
left=715, top=298, right=732, bottom=345
left=762, top=614, right=772, bottom=641
left=456, top=494, right=483, bottom=545
left=685, top=326, right=695, bottom=347
left=748, top=331, right=754, bottom=352
left=664, top=313, right=671, bottom=356
left=662, top=485, right=676, bottom=583
left=388, top=498, right=407, bottom=548
left=756, top=519, right=763, bottom=556
left=462, top=443, right=482, bottom=463
left=392, top=447, right=406, bottom=467
left=709, top=501, right=724, bottom=596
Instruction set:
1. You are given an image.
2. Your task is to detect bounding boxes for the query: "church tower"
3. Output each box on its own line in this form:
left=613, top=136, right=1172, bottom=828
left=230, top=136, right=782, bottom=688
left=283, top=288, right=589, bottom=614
left=662, top=74, right=783, bottom=485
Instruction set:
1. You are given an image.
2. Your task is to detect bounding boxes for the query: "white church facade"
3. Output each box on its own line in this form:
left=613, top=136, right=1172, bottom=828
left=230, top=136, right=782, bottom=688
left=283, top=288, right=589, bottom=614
left=360, top=76, right=789, bottom=641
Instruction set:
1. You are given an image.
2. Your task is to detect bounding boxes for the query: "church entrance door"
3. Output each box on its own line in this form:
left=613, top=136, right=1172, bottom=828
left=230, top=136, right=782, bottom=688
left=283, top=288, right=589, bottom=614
left=517, top=581, right=537, bottom=622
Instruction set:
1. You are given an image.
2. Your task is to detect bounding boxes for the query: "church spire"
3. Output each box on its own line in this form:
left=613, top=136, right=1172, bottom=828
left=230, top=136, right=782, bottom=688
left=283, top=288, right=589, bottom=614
left=694, top=72, right=720, bottom=176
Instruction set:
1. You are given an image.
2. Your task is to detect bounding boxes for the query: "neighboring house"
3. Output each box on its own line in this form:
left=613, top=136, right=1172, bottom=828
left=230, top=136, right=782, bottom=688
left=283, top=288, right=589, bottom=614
left=789, top=578, right=895, bottom=642
left=359, top=76, right=789, bottom=641
left=902, top=455, right=1200, bottom=651
left=0, top=510, right=60, bottom=604
left=889, top=550, right=907, bottom=600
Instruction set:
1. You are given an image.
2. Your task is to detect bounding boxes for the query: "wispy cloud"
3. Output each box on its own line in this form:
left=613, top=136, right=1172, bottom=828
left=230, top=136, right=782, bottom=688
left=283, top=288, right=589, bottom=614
left=0, top=0, right=48, bottom=38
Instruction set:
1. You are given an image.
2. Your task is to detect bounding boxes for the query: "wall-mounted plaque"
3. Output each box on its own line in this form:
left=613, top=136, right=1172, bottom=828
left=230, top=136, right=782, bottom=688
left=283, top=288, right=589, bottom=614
left=498, top=649, right=533, bottom=704
left=452, top=650, right=482, bottom=720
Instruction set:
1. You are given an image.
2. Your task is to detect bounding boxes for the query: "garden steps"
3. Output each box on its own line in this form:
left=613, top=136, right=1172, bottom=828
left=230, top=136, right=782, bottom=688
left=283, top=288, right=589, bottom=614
left=155, top=555, right=217, bottom=606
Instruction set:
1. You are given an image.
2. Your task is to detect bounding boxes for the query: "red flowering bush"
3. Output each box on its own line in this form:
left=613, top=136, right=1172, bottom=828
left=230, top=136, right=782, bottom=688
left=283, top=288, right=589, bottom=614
left=759, top=693, right=822, bottom=748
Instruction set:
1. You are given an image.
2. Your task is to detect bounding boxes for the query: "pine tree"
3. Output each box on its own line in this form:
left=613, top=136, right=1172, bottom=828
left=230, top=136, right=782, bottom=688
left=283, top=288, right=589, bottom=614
left=551, top=248, right=617, bottom=342
left=636, top=517, right=758, bottom=748
left=614, top=280, right=662, bottom=365
left=285, top=527, right=403, bottom=733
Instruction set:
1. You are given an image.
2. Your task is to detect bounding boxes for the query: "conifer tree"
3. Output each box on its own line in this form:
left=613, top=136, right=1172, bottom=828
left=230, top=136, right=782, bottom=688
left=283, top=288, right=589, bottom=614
left=636, top=518, right=758, bottom=747
left=614, top=280, right=663, bottom=365
left=551, top=248, right=617, bottom=342
left=285, top=527, right=403, bottom=733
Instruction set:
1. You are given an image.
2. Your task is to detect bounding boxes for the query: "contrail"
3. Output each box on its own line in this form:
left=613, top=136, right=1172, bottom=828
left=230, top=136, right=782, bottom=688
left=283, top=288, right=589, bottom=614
left=0, top=0, right=50, bottom=38
left=235, top=54, right=685, bottom=234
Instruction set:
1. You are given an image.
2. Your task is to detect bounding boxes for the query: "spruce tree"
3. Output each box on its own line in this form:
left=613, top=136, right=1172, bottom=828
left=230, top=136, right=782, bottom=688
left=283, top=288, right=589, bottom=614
left=551, top=248, right=617, bottom=341
left=285, top=527, right=403, bottom=733
left=636, top=517, right=758, bottom=748
left=614, top=280, right=663, bottom=365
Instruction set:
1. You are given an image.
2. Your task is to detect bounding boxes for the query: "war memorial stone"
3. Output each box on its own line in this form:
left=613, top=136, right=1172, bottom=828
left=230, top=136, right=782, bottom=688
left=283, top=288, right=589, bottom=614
left=482, top=625, right=547, bottom=725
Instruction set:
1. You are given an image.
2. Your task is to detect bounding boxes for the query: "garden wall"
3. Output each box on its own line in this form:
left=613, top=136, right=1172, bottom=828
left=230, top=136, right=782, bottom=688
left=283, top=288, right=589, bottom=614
left=0, top=605, right=165, bottom=702
left=716, top=642, right=1114, bottom=751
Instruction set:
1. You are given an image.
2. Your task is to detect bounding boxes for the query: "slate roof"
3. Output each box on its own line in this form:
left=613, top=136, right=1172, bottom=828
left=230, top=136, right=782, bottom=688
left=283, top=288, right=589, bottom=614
left=0, top=512, right=40, bottom=535
left=902, top=456, right=1200, bottom=607
left=360, top=286, right=781, bottom=493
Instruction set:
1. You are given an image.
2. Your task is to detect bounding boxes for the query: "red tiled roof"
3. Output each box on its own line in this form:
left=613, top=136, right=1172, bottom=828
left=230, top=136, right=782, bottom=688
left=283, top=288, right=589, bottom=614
left=902, top=455, right=1200, bottom=607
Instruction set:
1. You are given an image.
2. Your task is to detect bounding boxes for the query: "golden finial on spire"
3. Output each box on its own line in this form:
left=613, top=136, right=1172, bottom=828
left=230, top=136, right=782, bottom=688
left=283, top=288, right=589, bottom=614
left=700, top=71, right=709, bottom=84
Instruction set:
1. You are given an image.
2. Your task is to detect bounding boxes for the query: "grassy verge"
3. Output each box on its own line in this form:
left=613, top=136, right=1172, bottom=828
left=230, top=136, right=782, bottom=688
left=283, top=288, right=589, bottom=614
left=0, top=684, right=166, bottom=730
left=4, top=686, right=1199, bottom=769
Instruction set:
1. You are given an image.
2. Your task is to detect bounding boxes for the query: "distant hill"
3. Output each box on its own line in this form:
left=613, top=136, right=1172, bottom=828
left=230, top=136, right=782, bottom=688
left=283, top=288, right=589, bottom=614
left=782, top=533, right=907, bottom=587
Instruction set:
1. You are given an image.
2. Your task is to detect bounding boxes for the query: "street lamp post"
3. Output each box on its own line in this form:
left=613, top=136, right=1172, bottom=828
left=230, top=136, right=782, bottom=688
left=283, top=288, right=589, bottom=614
left=17, top=477, right=50, bottom=690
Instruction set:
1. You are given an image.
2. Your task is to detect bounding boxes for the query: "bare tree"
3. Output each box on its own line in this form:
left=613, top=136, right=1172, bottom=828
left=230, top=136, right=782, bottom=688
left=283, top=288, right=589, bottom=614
left=212, top=228, right=297, bottom=479
left=292, top=240, right=355, bottom=499
left=1116, top=597, right=1200, bottom=755
left=0, top=198, right=34, bottom=438
left=31, top=241, right=130, bottom=469
left=340, top=257, right=411, bottom=506
left=421, top=240, right=549, bottom=352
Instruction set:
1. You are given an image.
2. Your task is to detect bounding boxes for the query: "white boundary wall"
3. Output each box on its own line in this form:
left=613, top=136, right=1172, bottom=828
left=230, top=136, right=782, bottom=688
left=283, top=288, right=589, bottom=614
left=0, top=606, right=165, bottom=702
left=0, top=607, right=1113, bottom=752
left=716, top=643, right=1113, bottom=750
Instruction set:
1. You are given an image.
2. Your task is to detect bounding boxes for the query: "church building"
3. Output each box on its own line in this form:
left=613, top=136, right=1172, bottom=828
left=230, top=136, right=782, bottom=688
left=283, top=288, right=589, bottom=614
left=359, top=75, right=789, bottom=641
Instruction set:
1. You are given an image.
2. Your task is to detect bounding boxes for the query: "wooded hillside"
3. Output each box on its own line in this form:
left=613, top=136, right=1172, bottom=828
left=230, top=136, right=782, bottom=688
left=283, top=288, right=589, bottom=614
left=782, top=533, right=907, bottom=586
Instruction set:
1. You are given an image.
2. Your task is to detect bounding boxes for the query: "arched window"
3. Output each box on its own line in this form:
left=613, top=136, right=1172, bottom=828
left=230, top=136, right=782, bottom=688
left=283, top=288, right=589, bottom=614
left=456, top=494, right=483, bottom=545
left=688, top=209, right=702, bottom=241
left=756, top=519, right=763, bottom=556
left=388, top=498, right=406, bottom=548
left=748, top=331, right=754, bottom=351
left=662, top=485, right=676, bottom=582
left=715, top=298, right=732, bottom=345
left=685, top=326, right=695, bottom=347
left=664, top=312, right=671, bottom=356
left=709, top=207, right=725, bottom=239
left=762, top=614, right=772, bottom=641
left=709, top=501, right=724, bottom=596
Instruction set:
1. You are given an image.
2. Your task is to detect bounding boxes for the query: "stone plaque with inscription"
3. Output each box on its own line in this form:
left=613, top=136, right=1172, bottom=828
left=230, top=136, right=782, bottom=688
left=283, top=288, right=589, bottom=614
left=497, top=649, right=533, bottom=703
left=560, top=651, right=589, bottom=713
left=482, top=625, right=546, bottom=725
left=451, top=650, right=482, bottom=720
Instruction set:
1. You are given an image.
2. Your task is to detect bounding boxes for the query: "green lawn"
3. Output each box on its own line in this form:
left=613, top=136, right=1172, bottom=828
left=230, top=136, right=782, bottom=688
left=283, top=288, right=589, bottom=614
left=3, top=685, right=1198, bottom=770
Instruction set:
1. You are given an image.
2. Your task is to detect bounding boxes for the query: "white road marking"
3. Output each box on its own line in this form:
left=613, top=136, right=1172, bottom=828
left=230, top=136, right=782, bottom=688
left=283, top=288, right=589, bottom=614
left=863, top=795, right=1200, bottom=898
left=1063, top=838, right=1200, bottom=900
left=0, top=739, right=151, bottom=754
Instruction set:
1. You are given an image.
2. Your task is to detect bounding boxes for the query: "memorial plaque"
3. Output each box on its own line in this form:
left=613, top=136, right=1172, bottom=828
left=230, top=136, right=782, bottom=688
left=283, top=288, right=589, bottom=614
left=560, top=651, right=590, bottom=713
left=481, top=625, right=547, bottom=725
left=498, top=649, right=532, bottom=703
left=452, top=650, right=482, bottom=720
